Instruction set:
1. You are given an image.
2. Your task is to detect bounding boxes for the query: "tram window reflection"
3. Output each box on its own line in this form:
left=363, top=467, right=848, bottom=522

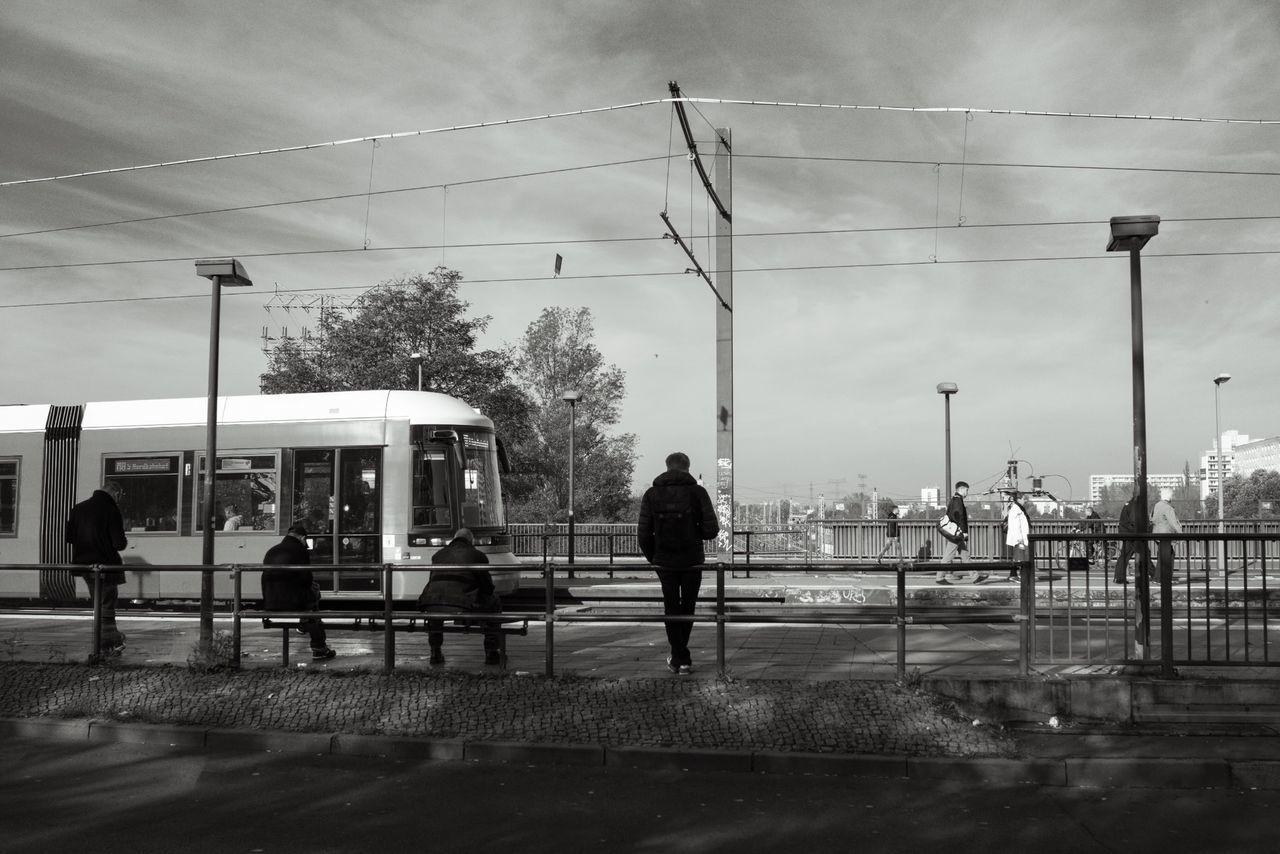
left=104, top=455, right=180, bottom=533
left=196, top=454, right=278, bottom=532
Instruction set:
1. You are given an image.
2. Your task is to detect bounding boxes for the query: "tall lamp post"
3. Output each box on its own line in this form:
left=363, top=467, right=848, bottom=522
left=411, top=352, right=424, bottom=391
left=561, top=390, right=582, bottom=564
left=936, top=383, right=958, bottom=500
left=195, top=258, right=253, bottom=651
left=1106, top=215, right=1160, bottom=663
left=1214, top=373, right=1232, bottom=575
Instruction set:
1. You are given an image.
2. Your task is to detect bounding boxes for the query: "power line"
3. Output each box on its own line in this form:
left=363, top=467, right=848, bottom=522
left=737, top=153, right=1280, bottom=178
left=6, top=95, right=1277, bottom=189
left=5, top=214, right=1280, bottom=273
left=0, top=156, right=673, bottom=240
left=5, top=247, right=1280, bottom=310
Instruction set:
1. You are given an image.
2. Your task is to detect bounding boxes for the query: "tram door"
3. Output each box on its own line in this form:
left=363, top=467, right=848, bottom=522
left=291, top=448, right=382, bottom=594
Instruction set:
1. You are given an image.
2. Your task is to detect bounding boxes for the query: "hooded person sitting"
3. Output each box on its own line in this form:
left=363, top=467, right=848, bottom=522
left=417, top=527, right=502, bottom=666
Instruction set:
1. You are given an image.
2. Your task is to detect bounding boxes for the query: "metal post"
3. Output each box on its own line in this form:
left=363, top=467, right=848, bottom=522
left=90, top=565, right=103, bottom=665
left=1159, top=554, right=1175, bottom=678
left=1129, top=247, right=1152, bottom=659
left=544, top=556, right=555, bottom=677
left=384, top=564, right=395, bottom=671
left=567, top=400, right=575, bottom=566
left=231, top=565, right=242, bottom=670
left=943, top=393, right=952, bottom=499
left=896, top=562, right=907, bottom=680
left=1215, top=380, right=1226, bottom=575
left=713, top=126, right=735, bottom=624
left=417, top=361, right=423, bottom=392
left=716, top=563, right=726, bottom=676
left=200, top=274, right=222, bottom=653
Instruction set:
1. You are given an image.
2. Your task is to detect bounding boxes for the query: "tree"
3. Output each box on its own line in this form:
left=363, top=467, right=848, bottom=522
left=505, top=307, right=637, bottom=523
left=259, top=268, right=531, bottom=439
left=1215, top=470, right=1280, bottom=518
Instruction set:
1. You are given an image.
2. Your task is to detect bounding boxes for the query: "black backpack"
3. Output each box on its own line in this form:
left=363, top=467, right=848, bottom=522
left=653, top=486, right=701, bottom=552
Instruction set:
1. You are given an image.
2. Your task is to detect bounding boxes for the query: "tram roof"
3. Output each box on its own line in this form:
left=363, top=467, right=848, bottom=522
left=0, top=391, right=494, bottom=432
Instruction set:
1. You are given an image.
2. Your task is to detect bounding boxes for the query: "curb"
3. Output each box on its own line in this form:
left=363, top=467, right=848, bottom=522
left=2, top=716, right=1278, bottom=790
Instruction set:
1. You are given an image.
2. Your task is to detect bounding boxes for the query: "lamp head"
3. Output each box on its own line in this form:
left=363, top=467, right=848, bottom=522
left=561, top=389, right=582, bottom=404
left=1214, top=373, right=1231, bottom=386
left=194, top=258, right=253, bottom=286
left=936, top=382, right=958, bottom=395
left=1106, top=215, right=1160, bottom=252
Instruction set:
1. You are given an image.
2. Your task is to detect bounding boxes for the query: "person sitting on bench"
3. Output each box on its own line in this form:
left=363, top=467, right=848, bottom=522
left=262, top=523, right=335, bottom=661
left=418, top=527, right=501, bottom=666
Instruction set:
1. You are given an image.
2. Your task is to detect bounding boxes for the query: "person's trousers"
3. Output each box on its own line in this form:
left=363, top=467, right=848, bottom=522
left=427, top=594, right=502, bottom=653
left=1115, top=540, right=1142, bottom=583
left=82, top=577, right=125, bottom=650
left=299, top=616, right=328, bottom=650
left=656, top=568, right=702, bottom=666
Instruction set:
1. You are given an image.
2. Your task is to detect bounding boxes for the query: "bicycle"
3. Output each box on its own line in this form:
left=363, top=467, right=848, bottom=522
left=1053, top=527, right=1120, bottom=566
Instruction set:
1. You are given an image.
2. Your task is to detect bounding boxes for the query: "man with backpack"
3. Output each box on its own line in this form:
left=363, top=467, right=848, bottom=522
left=1114, top=492, right=1144, bottom=585
left=637, top=452, right=719, bottom=674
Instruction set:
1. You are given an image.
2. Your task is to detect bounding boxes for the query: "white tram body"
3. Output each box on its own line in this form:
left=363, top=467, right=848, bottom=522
left=0, top=390, right=520, bottom=601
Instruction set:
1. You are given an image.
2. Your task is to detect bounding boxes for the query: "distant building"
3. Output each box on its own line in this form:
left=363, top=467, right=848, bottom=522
left=1198, top=429, right=1251, bottom=500
left=1232, top=437, right=1280, bottom=479
left=920, top=487, right=940, bottom=506
left=1089, top=473, right=1190, bottom=503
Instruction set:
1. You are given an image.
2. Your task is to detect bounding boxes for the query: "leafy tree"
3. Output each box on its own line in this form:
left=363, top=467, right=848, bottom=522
left=259, top=268, right=531, bottom=440
left=505, top=307, right=637, bottom=523
left=1215, top=470, right=1280, bottom=518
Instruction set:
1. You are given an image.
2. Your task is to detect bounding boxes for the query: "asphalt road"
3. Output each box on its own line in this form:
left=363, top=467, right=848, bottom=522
left=1, top=737, right=1273, bottom=854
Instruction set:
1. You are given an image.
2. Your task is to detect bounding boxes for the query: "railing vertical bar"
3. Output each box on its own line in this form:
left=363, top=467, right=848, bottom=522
left=896, top=562, right=907, bottom=680
left=544, top=551, right=555, bottom=678
left=1242, top=541, right=1252, bottom=663
left=232, top=565, right=242, bottom=670
left=90, top=564, right=102, bottom=665
left=383, top=564, right=395, bottom=672
left=716, top=563, right=726, bottom=677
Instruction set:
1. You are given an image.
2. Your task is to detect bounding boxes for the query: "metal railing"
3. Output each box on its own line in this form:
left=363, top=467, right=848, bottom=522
left=5, top=527, right=1277, bottom=677
left=1028, top=531, right=1277, bottom=676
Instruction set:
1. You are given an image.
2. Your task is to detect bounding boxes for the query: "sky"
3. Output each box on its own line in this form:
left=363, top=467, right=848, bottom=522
left=3, top=1, right=1280, bottom=508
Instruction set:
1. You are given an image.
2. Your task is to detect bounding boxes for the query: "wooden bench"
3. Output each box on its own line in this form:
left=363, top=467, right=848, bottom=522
left=244, top=609, right=530, bottom=668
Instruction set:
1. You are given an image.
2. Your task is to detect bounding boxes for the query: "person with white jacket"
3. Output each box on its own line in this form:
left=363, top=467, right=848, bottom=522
left=1004, top=493, right=1030, bottom=582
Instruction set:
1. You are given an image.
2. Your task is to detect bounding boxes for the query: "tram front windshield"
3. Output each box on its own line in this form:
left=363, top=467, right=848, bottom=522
left=412, top=427, right=505, bottom=531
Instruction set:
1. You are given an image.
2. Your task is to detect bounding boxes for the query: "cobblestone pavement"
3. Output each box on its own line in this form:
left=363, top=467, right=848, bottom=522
left=0, top=662, right=1016, bottom=758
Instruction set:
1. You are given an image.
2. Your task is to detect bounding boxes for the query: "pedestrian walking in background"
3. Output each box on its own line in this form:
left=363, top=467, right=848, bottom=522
left=937, top=481, right=982, bottom=583
left=876, top=506, right=902, bottom=564
left=1152, top=487, right=1183, bottom=583
left=638, top=452, right=719, bottom=674
left=1083, top=504, right=1104, bottom=563
left=418, top=527, right=502, bottom=666
left=65, top=480, right=128, bottom=657
left=1003, top=492, right=1030, bottom=582
left=262, top=524, right=335, bottom=660
left=1114, top=491, right=1144, bottom=585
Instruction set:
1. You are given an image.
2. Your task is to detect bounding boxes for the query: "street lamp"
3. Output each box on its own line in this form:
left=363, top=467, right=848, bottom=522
left=194, top=258, right=253, bottom=651
left=1106, top=214, right=1159, bottom=662
left=936, top=382, right=958, bottom=500
left=1214, top=372, right=1232, bottom=574
left=561, top=390, right=583, bottom=564
left=410, top=352, right=423, bottom=392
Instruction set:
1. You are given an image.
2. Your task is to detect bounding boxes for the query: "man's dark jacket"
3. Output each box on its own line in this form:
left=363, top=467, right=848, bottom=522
left=261, top=535, right=316, bottom=611
left=637, top=470, right=720, bottom=568
left=418, top=537, right=496, bottom=610
left=65, top=490, right=128, bottom=584
left=942, top=491, right=969, bottom=544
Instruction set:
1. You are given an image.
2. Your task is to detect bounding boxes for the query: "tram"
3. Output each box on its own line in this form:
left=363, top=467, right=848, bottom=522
left=0, top=390, right=520, bottom=602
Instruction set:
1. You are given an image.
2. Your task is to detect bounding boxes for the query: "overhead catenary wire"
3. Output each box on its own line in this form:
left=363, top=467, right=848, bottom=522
left=6, top=94, right=1278, bottom=190
left=6, top=246, right=1280, bottom=309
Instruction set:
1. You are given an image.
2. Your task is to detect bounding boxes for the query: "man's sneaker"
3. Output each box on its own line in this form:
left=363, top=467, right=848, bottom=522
left=484, top=651, right=502, bottom=666
left=310, top=646, right=336, bottom=660
left=935, top=577, right=953, bottom=585
left=429, top=649, right=445, bottom=666
left=666, top=657, right=679, bottom=674
left=101, top=643, right=125, bottom=658
left=678, top=663, right=693, bottom=675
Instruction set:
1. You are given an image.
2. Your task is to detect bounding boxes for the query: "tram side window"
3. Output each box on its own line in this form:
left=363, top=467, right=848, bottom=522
left=0, top=459, right=18, bottom=536
left=412, top=449, right=452, bottom=528
left=461, top=432, right=504, bottom=529
left=196, top=454, right=278, bottom=532
left=105, top=456, right=180, bottom=533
